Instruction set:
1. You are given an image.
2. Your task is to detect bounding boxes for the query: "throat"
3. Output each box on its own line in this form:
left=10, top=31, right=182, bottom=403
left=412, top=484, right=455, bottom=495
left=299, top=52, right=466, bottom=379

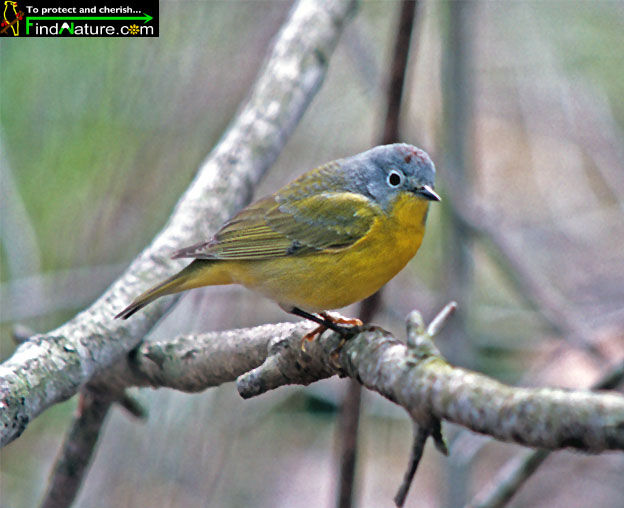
left=390, top=194, right=430, bottom=234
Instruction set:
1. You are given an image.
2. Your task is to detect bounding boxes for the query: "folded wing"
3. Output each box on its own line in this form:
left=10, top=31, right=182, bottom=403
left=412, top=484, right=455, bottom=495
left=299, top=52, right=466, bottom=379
left=172, top=191, right=381, bottom=260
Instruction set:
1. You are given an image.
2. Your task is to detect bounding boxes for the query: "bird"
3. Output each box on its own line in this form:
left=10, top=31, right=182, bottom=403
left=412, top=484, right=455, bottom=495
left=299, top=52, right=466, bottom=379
left=3, top=1, right=19, bottom=36
left=115, top=143, right=440, bottom=335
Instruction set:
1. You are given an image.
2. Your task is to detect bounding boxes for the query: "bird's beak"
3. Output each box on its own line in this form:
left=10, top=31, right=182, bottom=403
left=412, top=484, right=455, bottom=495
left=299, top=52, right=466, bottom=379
left=416, top=185, right=441, bottom=202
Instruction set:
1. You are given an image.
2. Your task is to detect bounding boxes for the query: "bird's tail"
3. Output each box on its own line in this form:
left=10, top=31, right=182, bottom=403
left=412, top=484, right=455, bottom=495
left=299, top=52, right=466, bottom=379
left=114, top=260, right=218, bottom=320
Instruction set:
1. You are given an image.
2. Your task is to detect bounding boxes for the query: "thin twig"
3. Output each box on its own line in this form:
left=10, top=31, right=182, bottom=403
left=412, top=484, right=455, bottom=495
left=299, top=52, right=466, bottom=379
left=594, top=360, right=624, bottom=391
left=116, top=392, right=148, bottom=420
left=381, top=0, right=419, bottom=146
left=394, top=424, right=429, bottom=507
left=467, top=449, right=551, bottom=508
left=394, top=306, right=455, bottom=506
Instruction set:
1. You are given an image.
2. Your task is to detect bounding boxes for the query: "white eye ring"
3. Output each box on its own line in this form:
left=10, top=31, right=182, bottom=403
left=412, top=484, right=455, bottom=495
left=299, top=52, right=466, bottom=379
left=387, top=169, right=404, bottom=187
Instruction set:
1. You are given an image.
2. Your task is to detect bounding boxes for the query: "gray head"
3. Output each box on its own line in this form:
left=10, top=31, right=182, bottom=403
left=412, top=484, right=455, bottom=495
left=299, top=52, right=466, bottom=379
left=340, top=143, right=440, bottom=210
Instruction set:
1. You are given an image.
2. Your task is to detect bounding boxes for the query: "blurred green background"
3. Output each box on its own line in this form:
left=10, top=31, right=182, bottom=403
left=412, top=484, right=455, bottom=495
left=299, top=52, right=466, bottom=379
left=1, top=1, right=623, bottom=507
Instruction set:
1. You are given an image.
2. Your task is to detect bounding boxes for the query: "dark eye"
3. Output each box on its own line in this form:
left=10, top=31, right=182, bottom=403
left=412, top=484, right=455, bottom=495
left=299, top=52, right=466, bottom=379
left=387, top=169, right=404, bottom=187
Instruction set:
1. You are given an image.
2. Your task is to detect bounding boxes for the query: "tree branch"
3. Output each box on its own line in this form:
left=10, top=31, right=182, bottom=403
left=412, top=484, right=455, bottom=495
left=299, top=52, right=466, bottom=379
left=36, top=305, right=624, bottom=507
left=0, top=0, right=357, bottom=448
left=40, top=392, right=113, bottom=508
left=108, top=309, right=624, bottom=453
left=466, top=359, right=624, bottom=508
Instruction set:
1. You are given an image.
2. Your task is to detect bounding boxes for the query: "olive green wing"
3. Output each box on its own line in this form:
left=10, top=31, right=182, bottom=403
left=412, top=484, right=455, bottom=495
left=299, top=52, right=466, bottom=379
left=266, top=192, right=381, bottom=252
left=172, top=192, right=381, bottom=260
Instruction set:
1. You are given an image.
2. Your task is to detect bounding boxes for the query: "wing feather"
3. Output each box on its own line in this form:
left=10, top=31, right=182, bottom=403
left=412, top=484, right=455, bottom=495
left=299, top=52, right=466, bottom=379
left=173, top=170, right=381, bottom=260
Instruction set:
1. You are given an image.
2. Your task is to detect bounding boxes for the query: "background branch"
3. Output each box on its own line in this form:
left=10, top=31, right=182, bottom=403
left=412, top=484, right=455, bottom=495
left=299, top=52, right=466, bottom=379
left=448, top=197, right=607, bottom=361
left=40, top=392, right=114, bottom=508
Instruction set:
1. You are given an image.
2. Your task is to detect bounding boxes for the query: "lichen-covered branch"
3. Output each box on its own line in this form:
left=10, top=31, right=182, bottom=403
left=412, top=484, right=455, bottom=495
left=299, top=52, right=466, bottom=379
left=131, top=322, right=308, bottom=392
left=118, top=311, right=624, bottom=453
left=336, top=330, right=622, bottom=452
left=0, top=0, right=357, bottom=448
left=465, top=360, right=624, bottom=508
left=37, top=307, right=620, bottom=507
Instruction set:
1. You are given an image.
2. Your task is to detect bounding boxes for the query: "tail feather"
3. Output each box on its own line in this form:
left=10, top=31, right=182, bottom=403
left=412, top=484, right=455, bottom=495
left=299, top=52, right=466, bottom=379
left=114, top=261, right=205, bottom=320
left=114, top=292, right=161, bottom=319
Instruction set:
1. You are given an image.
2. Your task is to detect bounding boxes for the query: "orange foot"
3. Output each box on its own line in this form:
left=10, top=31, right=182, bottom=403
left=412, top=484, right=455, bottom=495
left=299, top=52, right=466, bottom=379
left=301, top=312, right=363, bottom=350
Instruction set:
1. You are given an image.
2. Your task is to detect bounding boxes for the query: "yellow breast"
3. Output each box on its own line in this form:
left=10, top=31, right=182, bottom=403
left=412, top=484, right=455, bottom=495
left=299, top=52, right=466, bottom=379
left=227, top=192, right=430, bottom=312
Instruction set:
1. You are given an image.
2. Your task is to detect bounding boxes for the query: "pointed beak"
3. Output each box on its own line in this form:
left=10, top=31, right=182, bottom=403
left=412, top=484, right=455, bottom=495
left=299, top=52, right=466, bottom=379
left=416, top=185, right=441, bottom=202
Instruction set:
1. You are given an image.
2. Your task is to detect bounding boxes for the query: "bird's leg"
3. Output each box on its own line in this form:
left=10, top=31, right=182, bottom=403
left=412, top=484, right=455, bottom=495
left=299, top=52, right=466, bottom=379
left=290, top=307, right=346, bottom=334
left=289, top=307, right=363, bottom=349
left=320, top=312, right=363, bottom=328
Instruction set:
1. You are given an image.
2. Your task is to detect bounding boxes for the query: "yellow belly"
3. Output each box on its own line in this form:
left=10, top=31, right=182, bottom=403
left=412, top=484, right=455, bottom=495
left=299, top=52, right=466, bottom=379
left=226, top=193, right=430, bottom=312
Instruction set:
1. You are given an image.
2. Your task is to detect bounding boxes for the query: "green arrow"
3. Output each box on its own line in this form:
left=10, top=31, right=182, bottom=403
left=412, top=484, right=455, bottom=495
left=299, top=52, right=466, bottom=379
left=27, top=12, right=153, bottom=23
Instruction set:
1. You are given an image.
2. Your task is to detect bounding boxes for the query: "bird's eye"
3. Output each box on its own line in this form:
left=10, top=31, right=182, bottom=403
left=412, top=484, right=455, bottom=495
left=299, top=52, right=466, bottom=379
left=387, top=169, right=404, bottom=187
